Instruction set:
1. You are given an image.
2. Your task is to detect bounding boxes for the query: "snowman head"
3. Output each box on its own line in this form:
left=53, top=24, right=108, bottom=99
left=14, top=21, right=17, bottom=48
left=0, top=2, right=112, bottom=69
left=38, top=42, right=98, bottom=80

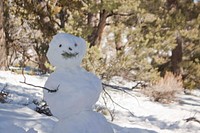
left=47, top=33, right=87, bottom=68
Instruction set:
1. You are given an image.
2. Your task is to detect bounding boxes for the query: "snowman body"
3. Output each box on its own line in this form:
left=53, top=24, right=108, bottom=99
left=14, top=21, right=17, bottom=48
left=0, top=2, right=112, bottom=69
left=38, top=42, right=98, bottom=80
left=44, top=33, right=113, bottom=133
left=45, top=67, right=101, bottom=119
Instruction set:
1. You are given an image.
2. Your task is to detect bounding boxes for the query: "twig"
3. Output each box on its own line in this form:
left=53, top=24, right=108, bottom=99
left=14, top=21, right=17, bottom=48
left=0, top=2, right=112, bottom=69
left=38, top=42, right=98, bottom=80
left=20, top=81, right=59, bottom=93
left=102, top=87, right=134, bottom=116
left=102, top=83, right=131, bottom=91
left=131, top=81, right=147, bottom=89
left=1, top=83, right=8, bottom=93
left=102, top=83, right=140, bottom=106
left=101, top=92, right=115, bottom=121
left=184, top=117, right=200, bottom=124
left=20, top=68, right=59, bottom=93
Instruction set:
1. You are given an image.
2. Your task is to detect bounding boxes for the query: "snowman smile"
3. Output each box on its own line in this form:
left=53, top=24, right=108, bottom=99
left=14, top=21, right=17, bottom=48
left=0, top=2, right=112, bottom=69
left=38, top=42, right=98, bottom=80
left=61, top=51, right=79, bottom=59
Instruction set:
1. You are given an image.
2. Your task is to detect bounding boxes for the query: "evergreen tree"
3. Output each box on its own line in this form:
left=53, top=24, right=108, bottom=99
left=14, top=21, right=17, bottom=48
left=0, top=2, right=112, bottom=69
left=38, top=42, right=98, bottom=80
left=0, top=1, right=8, bottom=70
left=125, top=0, right=200, bottom=88
left=2, top=0, right=200, bottom=89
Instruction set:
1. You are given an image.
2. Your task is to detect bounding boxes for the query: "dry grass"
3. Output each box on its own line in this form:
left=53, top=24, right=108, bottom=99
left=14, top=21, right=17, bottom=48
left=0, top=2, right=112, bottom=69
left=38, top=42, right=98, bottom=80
left=143, top=72, right=183, bottom=104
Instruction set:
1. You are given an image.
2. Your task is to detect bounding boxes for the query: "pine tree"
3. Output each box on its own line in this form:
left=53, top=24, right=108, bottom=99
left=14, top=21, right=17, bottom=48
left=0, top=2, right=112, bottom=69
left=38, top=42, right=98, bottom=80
left=125, top=0, right=200, bottom=89
left=0, top=1, right=8, bottom=70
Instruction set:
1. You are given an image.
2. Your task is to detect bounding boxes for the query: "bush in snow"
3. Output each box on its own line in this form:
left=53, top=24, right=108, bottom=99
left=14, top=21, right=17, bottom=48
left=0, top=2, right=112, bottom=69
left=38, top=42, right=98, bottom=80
left=33, top=100, right=53, bottom=116
left=143, top=72, right=183, bottom=104
left=0, top=86, right=9, bottom=103
left=0, top=92, right=6, bottom=103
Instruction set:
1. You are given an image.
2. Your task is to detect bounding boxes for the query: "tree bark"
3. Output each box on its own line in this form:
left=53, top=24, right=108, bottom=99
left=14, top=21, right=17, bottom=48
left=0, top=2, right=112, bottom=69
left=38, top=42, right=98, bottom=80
left=33, top=44, right=49, bottom=74
left=171, top=33, right=183, bottom=75
left=114, top=26, right=123, bottom=51
left=0, top=1, right=8, bottom=70
left=88, top=9, right=109, bottom=47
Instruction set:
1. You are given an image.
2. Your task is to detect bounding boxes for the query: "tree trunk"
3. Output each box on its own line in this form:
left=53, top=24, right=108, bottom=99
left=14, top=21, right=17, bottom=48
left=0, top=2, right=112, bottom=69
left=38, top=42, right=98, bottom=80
left=88, top=9, right=109, bottom=47
left=171, top=33, right=183, bottom=75
left=33, top=44, right=48, bottom=73
left=38, top=54, right=48, bottom=74
left=0, top=1, right=8, bottom=70
left=115, top=32, right=123, bottom=51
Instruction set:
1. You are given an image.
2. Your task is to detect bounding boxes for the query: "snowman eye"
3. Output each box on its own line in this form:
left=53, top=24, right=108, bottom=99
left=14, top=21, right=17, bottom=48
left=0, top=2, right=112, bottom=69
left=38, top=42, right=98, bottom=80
left=74, top=43, right=78, bottom=47
left=59, top=44, right=62, bottom=47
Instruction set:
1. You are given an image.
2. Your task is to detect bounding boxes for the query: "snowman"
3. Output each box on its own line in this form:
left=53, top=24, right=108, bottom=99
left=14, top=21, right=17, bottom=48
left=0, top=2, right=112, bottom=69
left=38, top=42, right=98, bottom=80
left=44, top=33, right=114, bottom=133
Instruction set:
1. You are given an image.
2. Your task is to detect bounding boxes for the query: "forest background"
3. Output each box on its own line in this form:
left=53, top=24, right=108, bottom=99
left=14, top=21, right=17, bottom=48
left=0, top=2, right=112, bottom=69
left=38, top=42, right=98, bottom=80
left=0, top=0, right=200, bottom=91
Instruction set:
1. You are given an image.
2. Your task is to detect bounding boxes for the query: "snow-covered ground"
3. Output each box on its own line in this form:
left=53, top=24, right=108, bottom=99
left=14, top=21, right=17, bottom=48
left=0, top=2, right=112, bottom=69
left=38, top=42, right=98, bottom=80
left=0, top=71, right=199, bottom=133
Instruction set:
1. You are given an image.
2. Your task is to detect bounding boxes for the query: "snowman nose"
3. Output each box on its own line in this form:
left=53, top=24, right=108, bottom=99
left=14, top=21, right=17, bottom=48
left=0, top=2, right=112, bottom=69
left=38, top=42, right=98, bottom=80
left=69, top=47, right=73, bottom=51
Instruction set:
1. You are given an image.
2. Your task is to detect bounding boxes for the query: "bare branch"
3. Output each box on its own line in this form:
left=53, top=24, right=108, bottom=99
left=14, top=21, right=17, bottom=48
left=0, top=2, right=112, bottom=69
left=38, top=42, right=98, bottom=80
left=108, top=11, right=135, bottom=17
left=1, top=83, right=8, bottom=93
left=184, top=117, right=200, bottom=124
left=102, top=82, right=140, bottom=106
left=20, top=69, right=58, bottom=93
left=20, top=81, right=59, bottom=93
left=102, top=83, right=131, bottom=91
left=102, top=86, right=134, bottom=116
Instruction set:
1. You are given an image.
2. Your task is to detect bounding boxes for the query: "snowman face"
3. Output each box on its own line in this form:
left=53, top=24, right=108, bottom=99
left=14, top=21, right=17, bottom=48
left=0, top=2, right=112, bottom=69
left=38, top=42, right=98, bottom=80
left=47, top=33, right=87, bottom=68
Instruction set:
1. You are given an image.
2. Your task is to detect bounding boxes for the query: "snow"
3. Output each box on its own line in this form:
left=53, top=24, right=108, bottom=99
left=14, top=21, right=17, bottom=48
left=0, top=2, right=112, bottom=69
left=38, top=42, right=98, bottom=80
left=0, top=103, right=56, bottom=133
left=0, top=71, right=200, bottom=133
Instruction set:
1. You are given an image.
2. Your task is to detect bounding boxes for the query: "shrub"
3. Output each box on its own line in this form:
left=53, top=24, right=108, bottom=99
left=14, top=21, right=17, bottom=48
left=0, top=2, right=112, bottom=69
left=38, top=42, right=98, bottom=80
left=0, top=92, right=7, bottom=103
left=143, top=72, right=183, bottom=104
left=82, top=45, right=160, bottom=83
